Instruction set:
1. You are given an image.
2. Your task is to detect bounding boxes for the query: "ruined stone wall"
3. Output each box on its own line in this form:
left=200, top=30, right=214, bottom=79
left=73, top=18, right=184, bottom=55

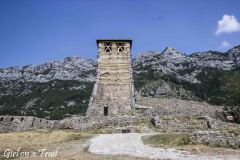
left=0, top=116, right=58, bottom=133
left=0, top=115, right=142, bottom=133
left=151, top=115, right=240, bottom=130
left=204, top=116, right=240, bottom=129
left=87, top=40, right=135, bottom=116
left=191, top=131, right=240, bottom=149
left=151, top=116, right=209, bottom=129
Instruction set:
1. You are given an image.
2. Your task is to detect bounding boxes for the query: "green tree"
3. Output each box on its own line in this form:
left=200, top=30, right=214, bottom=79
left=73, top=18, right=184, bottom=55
left=222, top=70, right=240, bottom=122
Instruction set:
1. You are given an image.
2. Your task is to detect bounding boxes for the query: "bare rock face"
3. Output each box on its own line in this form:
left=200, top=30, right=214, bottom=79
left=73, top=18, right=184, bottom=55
left=133, top=46, right=238, bottom=85
left=0, top=56, right=96, bottom=83
left=228, top=45, right=240, bottom=65
left=161, top=47, right=186, bottom=59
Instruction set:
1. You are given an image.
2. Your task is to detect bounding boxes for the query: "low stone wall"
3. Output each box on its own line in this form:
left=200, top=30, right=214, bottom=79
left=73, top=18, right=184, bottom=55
left=0, top=115, right=59, bottom=133
left=0, top=115, right=144, bottom=133
left=151, top=116, right=209, bottom=129
left=151, top=116, right=240, bottom=130
left=1, top=114, right=240, bottom=133
left=205, top=116, right=240, bottom=130
left=191, top=131, right=240, bottom=149
left=58, top=115, right=144, bottom=131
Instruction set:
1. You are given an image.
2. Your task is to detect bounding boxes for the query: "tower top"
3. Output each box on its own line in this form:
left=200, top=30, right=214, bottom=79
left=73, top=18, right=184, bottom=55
left=96, top=39, right=132, bottom=48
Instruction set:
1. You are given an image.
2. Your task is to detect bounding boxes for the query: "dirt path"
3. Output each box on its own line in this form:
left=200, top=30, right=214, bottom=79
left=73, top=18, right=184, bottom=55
left=89, top=133, right=240, bottom=160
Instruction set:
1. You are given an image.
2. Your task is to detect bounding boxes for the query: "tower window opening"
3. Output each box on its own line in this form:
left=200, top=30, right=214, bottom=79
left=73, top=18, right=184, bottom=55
left=104, top=42, right=112, bottom=52
left=117, top=43, right=125, bottom=52
left=104, top=106, right=108, bottom=116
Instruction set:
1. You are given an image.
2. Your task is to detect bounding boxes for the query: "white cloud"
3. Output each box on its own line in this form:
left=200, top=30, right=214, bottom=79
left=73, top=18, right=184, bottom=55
left=215, top=14, right=240, bottom=35
left=220, top=40, right=231, bottom=49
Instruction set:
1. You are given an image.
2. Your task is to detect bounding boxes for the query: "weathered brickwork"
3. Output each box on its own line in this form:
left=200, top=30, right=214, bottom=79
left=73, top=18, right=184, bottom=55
left=87, top=40, right=135, bottom=116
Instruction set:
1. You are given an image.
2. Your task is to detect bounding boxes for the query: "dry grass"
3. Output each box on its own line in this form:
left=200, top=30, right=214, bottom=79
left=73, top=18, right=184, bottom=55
left=0, top=129, right=146, bottom=160
left=0, top=129, right=92, bottom=159
left=142, top=133, right=240, bottom=155
left=0, top=129, right=91, bottom=149
left=142, top=133, right=191, bottom=147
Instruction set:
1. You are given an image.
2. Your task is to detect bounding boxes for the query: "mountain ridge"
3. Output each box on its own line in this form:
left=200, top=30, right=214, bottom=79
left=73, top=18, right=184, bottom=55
left=0, top=44, right=239, bottom=119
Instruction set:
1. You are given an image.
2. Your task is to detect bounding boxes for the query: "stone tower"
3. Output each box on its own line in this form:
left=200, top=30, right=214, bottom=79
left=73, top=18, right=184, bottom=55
left=87, top=40, right=135, bottom=116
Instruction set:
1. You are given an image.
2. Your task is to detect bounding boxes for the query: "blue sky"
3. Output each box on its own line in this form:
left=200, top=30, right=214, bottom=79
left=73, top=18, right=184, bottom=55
left=0, top=0, right=240, bottom=67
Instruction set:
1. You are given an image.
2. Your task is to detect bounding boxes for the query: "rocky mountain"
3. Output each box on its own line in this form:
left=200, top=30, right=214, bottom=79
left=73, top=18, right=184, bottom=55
left=0, top=56, right=96, bottom=83
left=0, top=45, right=239, bottom=119
left=134, top=47, right=238, bottom=84
left=0, top=57, right=96, bottom=119
left=133, top=45, right=239, bottom=101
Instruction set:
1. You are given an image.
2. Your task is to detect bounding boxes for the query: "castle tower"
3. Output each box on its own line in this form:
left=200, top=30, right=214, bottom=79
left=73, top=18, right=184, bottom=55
left=87, top=40, right=135, bottom=116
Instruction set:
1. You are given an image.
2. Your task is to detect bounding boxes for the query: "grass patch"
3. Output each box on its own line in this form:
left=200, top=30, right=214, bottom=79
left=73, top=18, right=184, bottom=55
left=142, top=133, right=240, bottom=155
left=142, top=134, right=191, bottom=147
left=0, top=129, right=93, bottom=157
left=132, top=118, right=154, bottom=128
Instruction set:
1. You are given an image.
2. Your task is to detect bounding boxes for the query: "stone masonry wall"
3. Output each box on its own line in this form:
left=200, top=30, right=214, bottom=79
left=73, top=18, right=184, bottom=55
left=0, top=115, right=143, bottom=133
left=87, top=40, right=135, bottom=116
left=191, top=131, right=240, bottom=149
left=0, top=115, right=58, bottom=133
left=151, top=116, right=209, bottom=129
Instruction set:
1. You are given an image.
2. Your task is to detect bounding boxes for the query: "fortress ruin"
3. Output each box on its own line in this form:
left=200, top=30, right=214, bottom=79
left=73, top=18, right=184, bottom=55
left=87, top=40, right=135, bottom=116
